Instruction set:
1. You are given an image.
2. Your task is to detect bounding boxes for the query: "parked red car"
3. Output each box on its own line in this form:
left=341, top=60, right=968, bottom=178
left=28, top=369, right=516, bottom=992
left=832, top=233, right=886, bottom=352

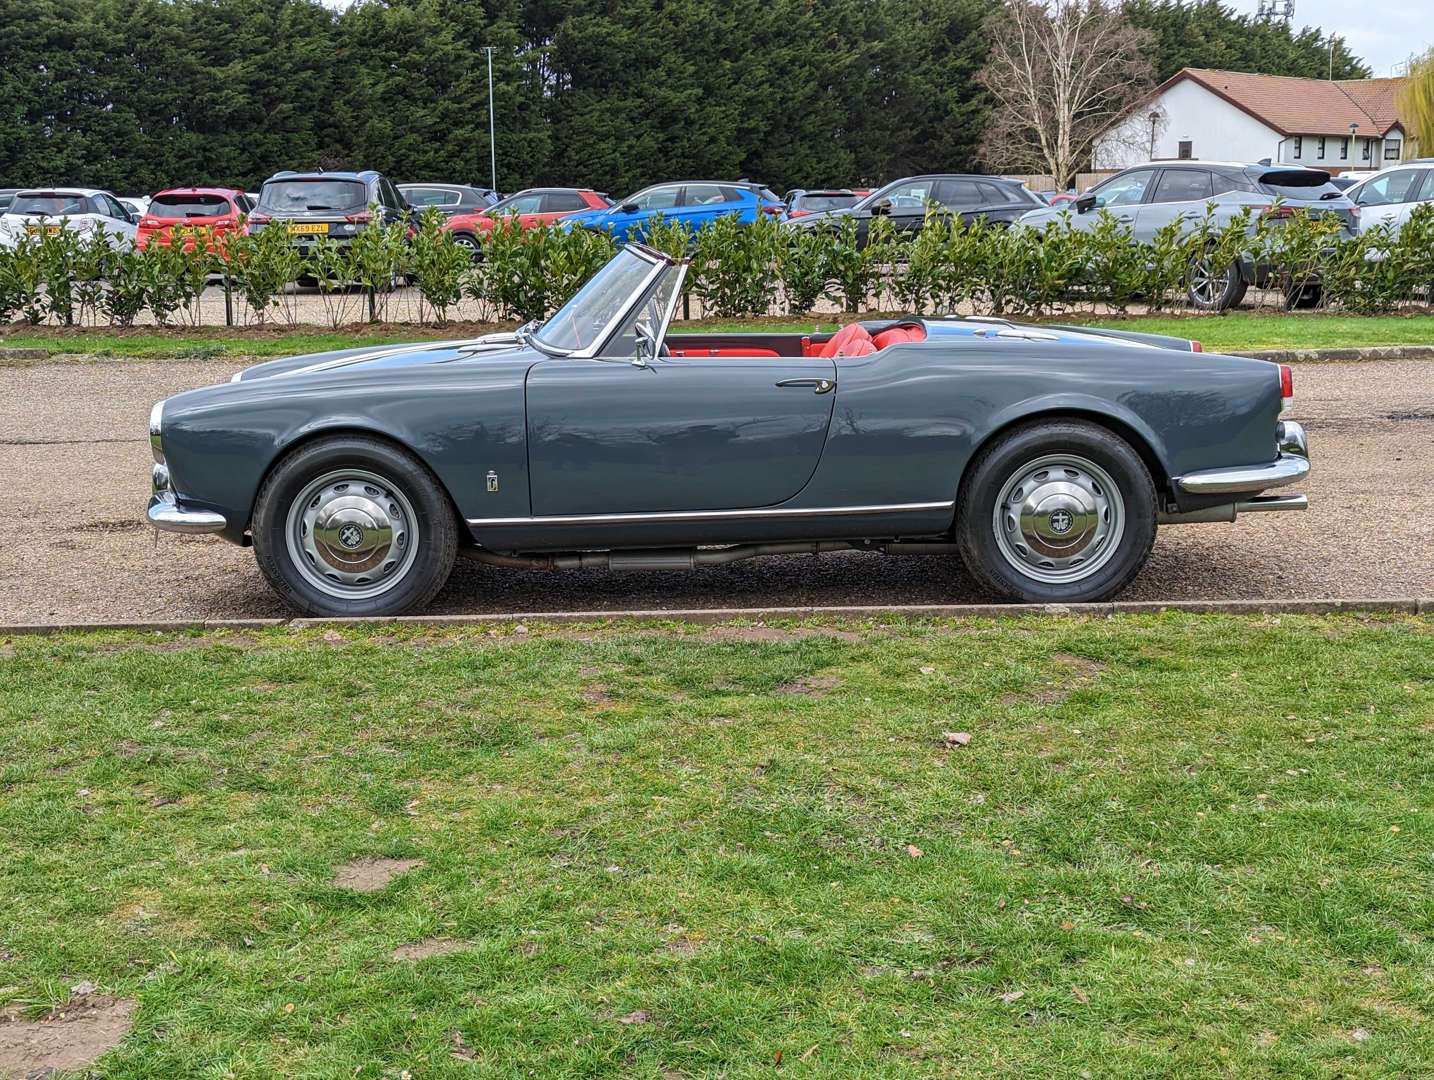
left=137, top=187, right=253, bottom=252
left=442, top=187, right=610, bottom=253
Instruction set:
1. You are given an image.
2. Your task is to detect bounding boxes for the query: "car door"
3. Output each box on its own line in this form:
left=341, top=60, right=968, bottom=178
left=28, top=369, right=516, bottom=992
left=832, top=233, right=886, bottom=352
left=1352, top=167, right=1428, bottom=234
left=527, top=190, right=586, bottom=227
left=677, top=184, right=747, bottom=232
left=1076, top=168, right=1156, bottom=233
left=608, top=184, right=682, bottom=243
left=524, top=267, right=836, bottom=516
left=491, top=192, right=545, bottom=229
left=97, top=194, right=137, bottom=243
left=1140, top=168, right=1215, bottom=242
left=871, top=178, right=942, bottom=238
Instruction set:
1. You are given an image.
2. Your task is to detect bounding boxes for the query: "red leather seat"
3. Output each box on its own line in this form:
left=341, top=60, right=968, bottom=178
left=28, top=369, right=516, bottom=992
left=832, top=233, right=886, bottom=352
left=815, top=323, right=876, bottom=358
left=872, top=324, right=927, bottom=350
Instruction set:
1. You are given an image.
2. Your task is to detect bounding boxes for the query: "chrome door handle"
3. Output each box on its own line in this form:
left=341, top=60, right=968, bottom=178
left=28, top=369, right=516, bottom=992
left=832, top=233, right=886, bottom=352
left=776, top=377, right=835, bottom=394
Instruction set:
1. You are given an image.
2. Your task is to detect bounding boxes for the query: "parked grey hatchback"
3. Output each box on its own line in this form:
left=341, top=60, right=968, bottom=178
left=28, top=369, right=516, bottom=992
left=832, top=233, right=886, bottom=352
left=1016, top=161, right=1356, bottom=310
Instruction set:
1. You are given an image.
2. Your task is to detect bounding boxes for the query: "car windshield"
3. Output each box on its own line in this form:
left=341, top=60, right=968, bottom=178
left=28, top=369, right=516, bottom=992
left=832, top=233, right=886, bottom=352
left=148, top=194, right=231, bottom=219
left=10, top=193, right=87, bottom=216
left=258, top=180, right=367, bottom=213
left=534, top=247, right=664, bottom=354
left=800, top=194, right=859, bottom=212
left=1257, top=171, right=1346, bottom=201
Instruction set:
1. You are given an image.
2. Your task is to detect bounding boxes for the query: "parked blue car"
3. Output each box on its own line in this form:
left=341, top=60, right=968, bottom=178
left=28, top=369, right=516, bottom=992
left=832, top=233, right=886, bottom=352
left=562, top=180, right=784, bottom=242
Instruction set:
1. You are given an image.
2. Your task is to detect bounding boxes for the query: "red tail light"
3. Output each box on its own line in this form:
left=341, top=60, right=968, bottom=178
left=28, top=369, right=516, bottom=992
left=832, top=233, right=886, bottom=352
left=1190, top=340, right=1202, bottom=353
left=761, top=203, right=783, bottom=216
left=1279, top=364, right=1294, bottom=411
left=1258, top=205, right=1295, bottom=220
left=247, top=212, right=270, bottom=225
left=345, top=211, right=372, bottom=225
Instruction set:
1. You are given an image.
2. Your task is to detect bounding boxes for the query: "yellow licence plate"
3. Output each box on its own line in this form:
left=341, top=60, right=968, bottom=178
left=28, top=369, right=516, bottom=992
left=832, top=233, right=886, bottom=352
left=287, top=222, right=329, bottom=235
left=26, top=225, right=63, bottom=235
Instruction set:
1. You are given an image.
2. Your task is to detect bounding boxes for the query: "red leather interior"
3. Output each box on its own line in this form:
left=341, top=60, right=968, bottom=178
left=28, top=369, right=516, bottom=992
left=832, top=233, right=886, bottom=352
left=813, top=323, right=875, bottom=357
left=668, top=347, right=781, bottom=358
left=872, top=324, right=927, bottom=350
left=803, top=322, right=927, bottom=357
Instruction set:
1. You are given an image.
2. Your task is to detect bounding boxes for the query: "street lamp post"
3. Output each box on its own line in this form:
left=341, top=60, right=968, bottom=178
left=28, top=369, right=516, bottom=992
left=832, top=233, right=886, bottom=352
left=483, top=46, right=497, bottom=193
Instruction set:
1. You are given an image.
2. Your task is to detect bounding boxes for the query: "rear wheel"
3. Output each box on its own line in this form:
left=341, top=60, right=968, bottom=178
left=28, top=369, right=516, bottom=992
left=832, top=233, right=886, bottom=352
left=252, top=435, right=457, bottom=617
left=1187, top=251, right=1247, bottom=311
left=956, top=420, right=1157, bottom=603
left=450, top=232, right=482, bottom=261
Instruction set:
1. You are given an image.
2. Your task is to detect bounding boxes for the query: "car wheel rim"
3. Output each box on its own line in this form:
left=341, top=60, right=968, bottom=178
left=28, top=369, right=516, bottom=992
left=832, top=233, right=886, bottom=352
left=991, top=453, right=1125, bottom=584
left=285, top=469, right=419, bottom=600
left=1189, top=257, right=1228, bottom=304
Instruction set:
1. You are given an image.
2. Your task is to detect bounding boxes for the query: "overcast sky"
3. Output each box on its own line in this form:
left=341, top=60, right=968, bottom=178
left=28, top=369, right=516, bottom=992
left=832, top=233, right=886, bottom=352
left=1261, top=0, right=1430, bottom=77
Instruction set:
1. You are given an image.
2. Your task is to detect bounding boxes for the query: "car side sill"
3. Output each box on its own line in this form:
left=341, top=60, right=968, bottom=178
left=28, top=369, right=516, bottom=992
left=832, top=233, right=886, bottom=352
left=466, top=501, right=954, bottom=527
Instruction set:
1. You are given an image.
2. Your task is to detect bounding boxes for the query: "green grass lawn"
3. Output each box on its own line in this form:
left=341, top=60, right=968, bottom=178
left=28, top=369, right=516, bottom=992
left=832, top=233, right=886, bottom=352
left=2, top=614, right=1432, bottom=1077
left=4, top=310, right=1434, bottom=363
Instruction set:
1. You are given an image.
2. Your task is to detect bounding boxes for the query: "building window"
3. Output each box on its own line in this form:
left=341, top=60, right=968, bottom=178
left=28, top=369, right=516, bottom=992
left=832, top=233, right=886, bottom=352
left=1177, top=140, right=1192, bottom=159
left=1317, top=137, right=1326, bottom=159
left=1363, top=138, right=1372, bottom=160
left=1340, top=137, right=1349, bottom=160
left=1293, top=136, right=1302, bottom=158
left=1385, top=141, right=1401, bottom=160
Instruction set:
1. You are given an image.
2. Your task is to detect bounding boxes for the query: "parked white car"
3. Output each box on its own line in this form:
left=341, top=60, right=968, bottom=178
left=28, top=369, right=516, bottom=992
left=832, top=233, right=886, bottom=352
left=0, top=188, right=139, bottom=249
left=1345, top=162, right=1434, bottom=236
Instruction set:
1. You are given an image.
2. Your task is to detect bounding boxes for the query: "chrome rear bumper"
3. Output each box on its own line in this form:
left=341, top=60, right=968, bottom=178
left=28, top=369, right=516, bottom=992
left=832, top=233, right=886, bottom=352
left=1162, top=422, right=1309, bottom=524
left=1173, top=421, right=1309, bottom=496
left=148, top=464, right=227, bottom=534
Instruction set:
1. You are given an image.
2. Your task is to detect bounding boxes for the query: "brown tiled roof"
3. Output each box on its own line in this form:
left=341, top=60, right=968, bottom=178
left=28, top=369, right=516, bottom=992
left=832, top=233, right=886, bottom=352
left=1167, top=68, right=1407, bottom=137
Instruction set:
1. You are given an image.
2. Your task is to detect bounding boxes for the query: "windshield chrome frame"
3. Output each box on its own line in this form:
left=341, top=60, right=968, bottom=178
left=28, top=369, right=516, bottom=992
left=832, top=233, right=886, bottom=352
left=530, top=244, right=675, bottom=359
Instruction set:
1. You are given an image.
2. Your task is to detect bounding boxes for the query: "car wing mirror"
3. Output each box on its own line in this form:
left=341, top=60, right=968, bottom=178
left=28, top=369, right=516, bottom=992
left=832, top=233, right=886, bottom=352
left=633, top=322, right=660, bottom=367
left=1075, top=194, right=1098, bottom=214
left=871, top=200, right=892, bottom=216
left=620, top=202, right=640, bottom=214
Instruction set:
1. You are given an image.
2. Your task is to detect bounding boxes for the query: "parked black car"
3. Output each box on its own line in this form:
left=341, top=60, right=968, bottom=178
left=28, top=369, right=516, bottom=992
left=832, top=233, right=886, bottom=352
left=783, top=188, right=868, bottom=218
left=247, top=170, right=411, bottom=247
left=397, top=183, right=500, bottom=216
left=784, top=175, right=1043, bottom=244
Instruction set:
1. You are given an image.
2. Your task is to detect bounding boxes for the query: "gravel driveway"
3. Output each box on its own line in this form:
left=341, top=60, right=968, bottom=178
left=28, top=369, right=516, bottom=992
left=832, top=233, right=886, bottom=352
left=1, top=354, right=1430, bottom=622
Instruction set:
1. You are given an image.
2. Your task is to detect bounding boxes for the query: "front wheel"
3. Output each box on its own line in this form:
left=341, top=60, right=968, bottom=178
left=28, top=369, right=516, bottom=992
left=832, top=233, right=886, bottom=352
left=956, top=421, right=1157, bottom=603
left=252, top=435, right=457, bottom=617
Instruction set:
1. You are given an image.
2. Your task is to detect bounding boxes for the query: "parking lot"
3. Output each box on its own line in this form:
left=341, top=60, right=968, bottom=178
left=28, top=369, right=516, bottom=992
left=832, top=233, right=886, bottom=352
left=1, top=353, right=1431, bottom=623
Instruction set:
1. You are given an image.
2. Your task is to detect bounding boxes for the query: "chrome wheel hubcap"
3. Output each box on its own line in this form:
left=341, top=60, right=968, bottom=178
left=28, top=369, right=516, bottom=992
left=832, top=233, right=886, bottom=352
left=286, top=469, right=418, bottom=599
left=992, top=454, right=1124, bottom=584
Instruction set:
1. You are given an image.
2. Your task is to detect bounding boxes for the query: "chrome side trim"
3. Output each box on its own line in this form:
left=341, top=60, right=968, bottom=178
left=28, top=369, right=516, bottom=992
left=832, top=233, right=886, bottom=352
left=1174, top=454, right=1310, bottom=495
left=466, top=501, right=954, bottom=528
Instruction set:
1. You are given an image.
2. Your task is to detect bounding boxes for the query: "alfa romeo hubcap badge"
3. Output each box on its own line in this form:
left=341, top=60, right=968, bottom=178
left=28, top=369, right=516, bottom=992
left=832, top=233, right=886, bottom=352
left=1048, top=508, right=1073, bottom=535
left=338, top=523, right=365, bottom=549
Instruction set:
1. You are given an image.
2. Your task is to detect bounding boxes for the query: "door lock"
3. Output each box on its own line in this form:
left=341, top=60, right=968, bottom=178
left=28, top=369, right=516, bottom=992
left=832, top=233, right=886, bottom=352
left=486, top=470, right=499, bottom=493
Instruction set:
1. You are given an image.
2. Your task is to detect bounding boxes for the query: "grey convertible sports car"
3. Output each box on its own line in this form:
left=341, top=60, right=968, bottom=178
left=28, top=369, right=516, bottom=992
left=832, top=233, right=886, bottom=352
left=147, top=245, right=1309, bottom=616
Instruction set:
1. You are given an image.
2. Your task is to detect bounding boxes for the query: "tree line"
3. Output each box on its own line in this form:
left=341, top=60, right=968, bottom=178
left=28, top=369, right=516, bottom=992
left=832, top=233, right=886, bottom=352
left=0, top=0, right=1369, bottom=197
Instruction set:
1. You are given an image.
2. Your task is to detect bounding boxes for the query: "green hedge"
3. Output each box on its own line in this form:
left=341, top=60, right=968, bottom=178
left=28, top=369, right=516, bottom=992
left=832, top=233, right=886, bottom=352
left=3, top=204, right=1433, bottom=328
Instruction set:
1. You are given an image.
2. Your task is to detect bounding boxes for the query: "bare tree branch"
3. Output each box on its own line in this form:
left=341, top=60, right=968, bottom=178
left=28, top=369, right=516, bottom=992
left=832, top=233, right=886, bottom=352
left=978, top=0, right=1154, bottom=188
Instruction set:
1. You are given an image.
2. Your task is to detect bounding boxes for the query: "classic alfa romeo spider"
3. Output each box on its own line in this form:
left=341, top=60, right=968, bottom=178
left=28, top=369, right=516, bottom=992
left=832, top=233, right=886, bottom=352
left=147, top=245, right=1309, bottom=616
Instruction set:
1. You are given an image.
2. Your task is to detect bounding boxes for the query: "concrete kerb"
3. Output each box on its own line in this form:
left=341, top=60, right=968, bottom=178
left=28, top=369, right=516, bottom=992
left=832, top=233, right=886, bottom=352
left=1, top=598, right=1430, bottom=636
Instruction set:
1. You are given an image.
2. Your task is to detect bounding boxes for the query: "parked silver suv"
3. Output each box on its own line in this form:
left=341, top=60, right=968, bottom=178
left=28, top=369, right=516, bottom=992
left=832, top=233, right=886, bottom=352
left=1017, top=161, right=1356, bottom=310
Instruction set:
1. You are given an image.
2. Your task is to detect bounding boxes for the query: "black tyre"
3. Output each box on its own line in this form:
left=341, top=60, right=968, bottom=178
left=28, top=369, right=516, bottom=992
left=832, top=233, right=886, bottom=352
left=1284, top=282, right=1322, bottom=309
left=451, top=232, right=482, bottom=261
left=252, top=435, right=458, bottom=617
left=1186, top=252, right=1248, bottom=311
left=956, top=420, right=1157, bottom=603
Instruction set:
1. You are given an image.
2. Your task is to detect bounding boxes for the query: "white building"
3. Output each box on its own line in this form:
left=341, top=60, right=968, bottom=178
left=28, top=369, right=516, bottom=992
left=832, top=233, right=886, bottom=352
left=1095, top=68, right=1409, bottom=174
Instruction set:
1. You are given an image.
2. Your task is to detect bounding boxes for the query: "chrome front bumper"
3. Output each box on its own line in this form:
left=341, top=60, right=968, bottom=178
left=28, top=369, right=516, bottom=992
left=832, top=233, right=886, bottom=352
left=1162, top=421, right=1309, bottom=524
left=148, top=464, right=227, bottom=535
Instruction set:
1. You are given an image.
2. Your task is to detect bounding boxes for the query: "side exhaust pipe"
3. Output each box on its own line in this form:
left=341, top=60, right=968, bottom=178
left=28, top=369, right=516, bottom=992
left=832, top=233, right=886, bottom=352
left=1159, top=494, right=1308, bottom=524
